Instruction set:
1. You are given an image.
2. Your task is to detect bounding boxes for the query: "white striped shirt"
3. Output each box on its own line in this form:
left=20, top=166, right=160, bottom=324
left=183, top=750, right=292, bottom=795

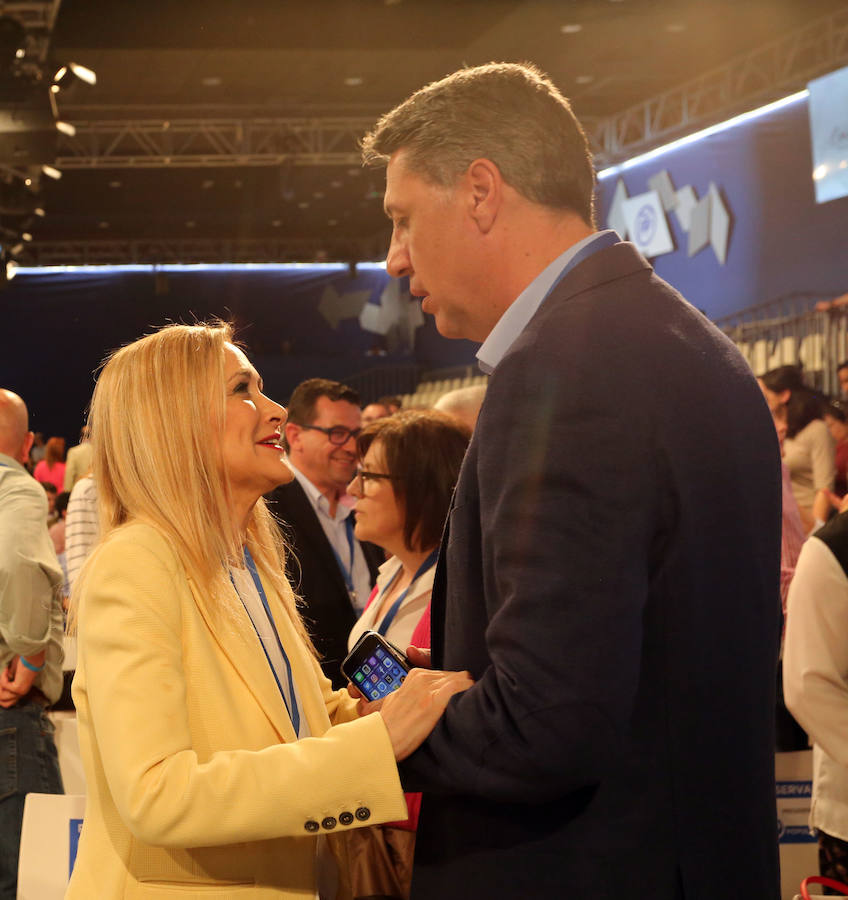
left=66, top=475, right=98, bottom=593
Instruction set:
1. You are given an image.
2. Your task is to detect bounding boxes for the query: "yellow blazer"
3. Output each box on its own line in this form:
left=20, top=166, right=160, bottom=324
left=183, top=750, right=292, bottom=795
left=67, top=522, right=406, bottom=899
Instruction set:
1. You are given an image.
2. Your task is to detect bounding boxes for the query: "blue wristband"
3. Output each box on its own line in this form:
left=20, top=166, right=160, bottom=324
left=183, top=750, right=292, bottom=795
left=19, top=657, right=44, bottom=673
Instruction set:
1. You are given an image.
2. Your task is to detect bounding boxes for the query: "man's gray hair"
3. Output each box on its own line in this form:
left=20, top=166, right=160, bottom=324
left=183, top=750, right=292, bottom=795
left=361, top=62, right=595, bottom=226
left=433, top=384, right=487, bottom=432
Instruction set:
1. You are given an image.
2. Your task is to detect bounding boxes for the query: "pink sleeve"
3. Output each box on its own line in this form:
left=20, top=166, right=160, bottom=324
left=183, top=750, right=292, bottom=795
left=409, top=602, right=431, bottom=651
left=362, top=583, right=379, bottom=612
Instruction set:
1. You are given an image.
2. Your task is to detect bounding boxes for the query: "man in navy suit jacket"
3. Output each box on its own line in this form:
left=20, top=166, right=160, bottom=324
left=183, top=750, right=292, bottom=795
left=362, top=63, right=782, bottom=898
left=266, top=378, right=383, bottom=688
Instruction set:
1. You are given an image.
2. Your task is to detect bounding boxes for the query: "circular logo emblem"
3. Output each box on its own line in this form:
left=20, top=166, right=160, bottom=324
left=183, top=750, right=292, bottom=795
left=635, top=204, right=657, bottom=246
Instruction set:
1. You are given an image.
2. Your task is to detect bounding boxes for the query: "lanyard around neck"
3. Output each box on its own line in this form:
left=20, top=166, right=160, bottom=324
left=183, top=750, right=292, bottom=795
left=376, top=548, right=439, bottom=637
left=329, top=515, right=357, bottom=603
left=231, top=547, right=301, bottom=736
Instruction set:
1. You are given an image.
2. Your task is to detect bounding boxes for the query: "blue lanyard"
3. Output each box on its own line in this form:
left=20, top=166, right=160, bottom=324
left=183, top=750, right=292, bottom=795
left=329, top=516, right=357, bottom=603
left=231, top=548, right=301, bottom=736
left=547, top=230, right=621, bottom=299
left=376, top=549, right=439, bottom=637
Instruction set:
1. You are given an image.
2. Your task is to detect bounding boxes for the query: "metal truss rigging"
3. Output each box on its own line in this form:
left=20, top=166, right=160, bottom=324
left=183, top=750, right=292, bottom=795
left=589, top=6, right=848, bottom=166
left=18, top=235, right=385, bottom=266
left=55, top=117, right=375, bottom=169
left=50, top=7, right=848, bottom=172
left=4, top=0, right=61, bottom=64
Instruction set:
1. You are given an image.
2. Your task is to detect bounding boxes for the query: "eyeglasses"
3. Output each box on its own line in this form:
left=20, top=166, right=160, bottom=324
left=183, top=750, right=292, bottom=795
left=299, top=424, right=361, bottom=445
left=352, top=469, right=396, bottom=492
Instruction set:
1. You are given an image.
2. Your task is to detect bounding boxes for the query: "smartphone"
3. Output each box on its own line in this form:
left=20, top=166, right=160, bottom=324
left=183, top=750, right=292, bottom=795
left=341, top=631, right=410, bottom=700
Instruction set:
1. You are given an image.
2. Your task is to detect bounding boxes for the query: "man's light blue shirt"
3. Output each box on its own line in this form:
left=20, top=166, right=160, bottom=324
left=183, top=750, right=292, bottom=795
left=476, top=230, right=618, bottom=374
left=289, top=462, right=372, bottom=613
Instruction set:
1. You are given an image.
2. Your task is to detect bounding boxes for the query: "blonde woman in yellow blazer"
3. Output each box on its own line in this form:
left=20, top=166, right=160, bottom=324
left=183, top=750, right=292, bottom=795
left=66, top=322, right=471, bottom=899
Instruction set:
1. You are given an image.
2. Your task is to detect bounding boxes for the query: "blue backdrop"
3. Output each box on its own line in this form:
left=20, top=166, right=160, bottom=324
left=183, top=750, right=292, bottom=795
left=0, top=265, right=479, bottom=444
left=597, top=94, right=848, bottom=321
left=4, top=91, right=846, bottom=445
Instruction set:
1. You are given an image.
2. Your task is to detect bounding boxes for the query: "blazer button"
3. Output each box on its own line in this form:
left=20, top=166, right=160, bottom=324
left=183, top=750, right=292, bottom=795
left=304, top=820, right=320, bottom=833
left=339, top=811, right=354, bottom=826
left=321, top=816, right=337, bottom=830
left=355, top=807, right=371, bottom=821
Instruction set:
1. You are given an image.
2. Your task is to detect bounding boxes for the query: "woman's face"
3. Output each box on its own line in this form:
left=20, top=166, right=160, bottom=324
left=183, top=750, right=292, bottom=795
left=826, top=414, right=848, bottom=444
left=220, top=343, right=292, bottom=506
left=757, top=380, right=790, bottom=414
left=348, top=440, right=405, bottom=553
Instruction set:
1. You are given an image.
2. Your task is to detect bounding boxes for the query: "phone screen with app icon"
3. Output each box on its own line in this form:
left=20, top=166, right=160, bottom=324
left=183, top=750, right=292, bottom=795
left=341, top=631, right=410, bottom=699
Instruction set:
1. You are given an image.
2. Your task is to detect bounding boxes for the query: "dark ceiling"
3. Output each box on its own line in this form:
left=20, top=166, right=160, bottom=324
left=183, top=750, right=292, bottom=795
left=5, top=0, right=848, bottom=264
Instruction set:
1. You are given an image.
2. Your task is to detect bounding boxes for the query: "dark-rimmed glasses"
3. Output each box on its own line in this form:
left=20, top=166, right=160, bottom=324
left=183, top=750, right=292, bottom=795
left=351, top=469, right=397, bottom=493
left=299, top=424, right=361, bottom=445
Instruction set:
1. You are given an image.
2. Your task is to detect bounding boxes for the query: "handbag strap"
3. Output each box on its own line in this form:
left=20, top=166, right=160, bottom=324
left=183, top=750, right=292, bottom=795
left=802, top=875, right=848, bottom=898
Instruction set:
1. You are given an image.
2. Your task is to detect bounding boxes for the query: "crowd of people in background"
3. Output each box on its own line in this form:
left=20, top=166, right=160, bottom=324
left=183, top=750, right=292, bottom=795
left=754, top=360, right=848, bottom=886
left=2, top=59, right=846, bottom=900
left=16, top=356, right=848, bottom=894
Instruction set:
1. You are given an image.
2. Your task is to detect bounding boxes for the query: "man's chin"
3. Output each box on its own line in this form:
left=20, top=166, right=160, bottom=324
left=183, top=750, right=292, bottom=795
left=332, top=471, right=357, bottom=490
left=433, top=313, right=469, bottom=341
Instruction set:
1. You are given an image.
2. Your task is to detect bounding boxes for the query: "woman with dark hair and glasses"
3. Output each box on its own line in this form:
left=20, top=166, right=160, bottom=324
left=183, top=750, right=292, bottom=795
left=347, top=410, right=469, bottom=654
left=345, top=409, right=470, bottom=899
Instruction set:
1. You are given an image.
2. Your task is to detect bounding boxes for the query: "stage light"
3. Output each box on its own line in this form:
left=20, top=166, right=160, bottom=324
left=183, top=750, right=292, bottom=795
left=52, top=62, right=97, bottom=91
left=41, top=164, right=61, bottom=179
left=55, top=120, right=75, bottom=136
left=6, top=260, right=16, bottom=280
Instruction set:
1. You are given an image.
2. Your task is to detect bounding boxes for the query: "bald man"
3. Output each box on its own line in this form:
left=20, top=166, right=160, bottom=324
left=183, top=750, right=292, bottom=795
left=433, top=384, right=487, bottom=433
left=0, top=389, right=65, bottom=896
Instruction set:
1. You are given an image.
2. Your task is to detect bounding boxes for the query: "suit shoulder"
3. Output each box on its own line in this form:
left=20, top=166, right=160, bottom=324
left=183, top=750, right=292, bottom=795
left=1, top=472, right=48, bottom=509
left=814, top=513, right=848, bottom=577
left=96, top=521, right=182, bottom=575
left=266, top=478, right=308, bottom=509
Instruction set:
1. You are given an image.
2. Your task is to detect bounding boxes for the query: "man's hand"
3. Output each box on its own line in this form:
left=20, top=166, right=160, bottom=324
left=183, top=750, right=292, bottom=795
left=0, top=656, right=38, bottom=709
left=379, top=667, right=473, bottom=761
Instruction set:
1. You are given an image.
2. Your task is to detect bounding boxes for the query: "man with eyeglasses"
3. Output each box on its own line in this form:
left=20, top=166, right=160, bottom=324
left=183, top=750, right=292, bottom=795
left=266, top=378, right=383, bottom=687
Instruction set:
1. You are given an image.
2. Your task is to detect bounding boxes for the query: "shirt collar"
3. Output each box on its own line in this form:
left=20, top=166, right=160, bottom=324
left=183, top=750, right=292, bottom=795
left=289, top=462, right=353, bottom=521
left=476, top=230, right=614, bottom=375
left=0, top=452, right=27, bottom=474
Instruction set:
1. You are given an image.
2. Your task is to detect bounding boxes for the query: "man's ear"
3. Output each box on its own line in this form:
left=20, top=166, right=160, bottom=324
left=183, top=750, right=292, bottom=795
left=465, top=158, right=502, bottom=234
left=18, top=430, right=34, bottom=465
left=284, top=422, right=301, bottom=453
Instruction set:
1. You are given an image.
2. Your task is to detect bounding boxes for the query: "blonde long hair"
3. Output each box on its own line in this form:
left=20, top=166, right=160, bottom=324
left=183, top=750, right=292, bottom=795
left=70, top=322, right=309, bottom=646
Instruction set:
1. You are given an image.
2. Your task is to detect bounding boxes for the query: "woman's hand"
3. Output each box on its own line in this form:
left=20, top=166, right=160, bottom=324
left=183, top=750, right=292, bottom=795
left=405, top=646, right=431, bottom=668
left=822, top=489, right=848, bottom=516
left=378, top=667, right=473, bottom=761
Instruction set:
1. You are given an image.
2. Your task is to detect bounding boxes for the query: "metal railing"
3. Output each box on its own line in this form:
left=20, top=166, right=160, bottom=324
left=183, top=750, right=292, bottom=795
left=717, top=291, right=848, bottom=395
